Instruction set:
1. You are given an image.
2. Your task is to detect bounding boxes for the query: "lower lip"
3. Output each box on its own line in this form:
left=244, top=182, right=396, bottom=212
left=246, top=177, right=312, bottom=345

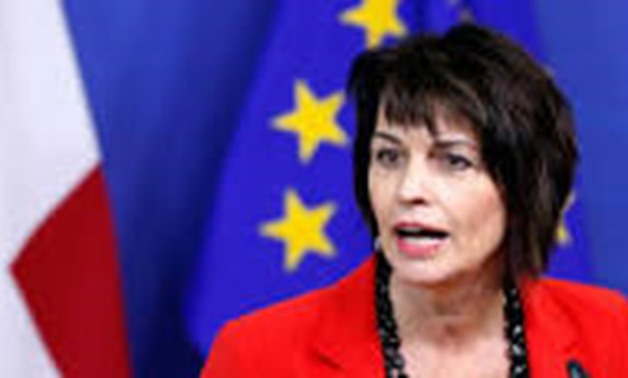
left=395, top=236, right=446, bottom=258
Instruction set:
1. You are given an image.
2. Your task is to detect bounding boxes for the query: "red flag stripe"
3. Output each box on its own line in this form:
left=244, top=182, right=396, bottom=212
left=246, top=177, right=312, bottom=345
left=11, top=167, right=131, bottom=377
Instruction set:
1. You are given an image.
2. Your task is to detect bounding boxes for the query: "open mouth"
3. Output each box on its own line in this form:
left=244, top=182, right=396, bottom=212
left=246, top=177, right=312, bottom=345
left=395, top=227, right=449, bottom=240
left=393, top=224, right=449, bottom=257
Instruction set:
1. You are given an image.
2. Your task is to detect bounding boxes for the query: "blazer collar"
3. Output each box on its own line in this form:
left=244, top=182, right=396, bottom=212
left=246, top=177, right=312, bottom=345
left=522, top=278, right=581, bottom=376
left=312, top=258, right=582, bottom=377
left=313, top=256, right=383, bottom=376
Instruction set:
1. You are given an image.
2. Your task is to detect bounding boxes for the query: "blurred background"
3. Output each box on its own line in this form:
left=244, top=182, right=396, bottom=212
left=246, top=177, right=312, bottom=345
left=3, top=0, right=628, bottom=376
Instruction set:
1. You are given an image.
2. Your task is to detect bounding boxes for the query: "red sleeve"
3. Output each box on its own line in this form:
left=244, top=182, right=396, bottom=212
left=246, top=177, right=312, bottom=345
left=201, top=322, right=249, bottom=378
left=616, top=295, right=628, bottom=374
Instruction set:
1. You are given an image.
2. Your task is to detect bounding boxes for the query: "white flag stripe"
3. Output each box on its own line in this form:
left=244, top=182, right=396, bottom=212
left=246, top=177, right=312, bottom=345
left=0, top=273, right=58, bottom=378
left=0, top=0, right=101, bottom=375
left=0, top=0, right=99, bottom=265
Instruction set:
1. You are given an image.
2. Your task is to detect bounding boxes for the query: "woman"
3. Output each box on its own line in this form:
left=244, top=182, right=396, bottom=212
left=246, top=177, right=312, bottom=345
left=203, top=24, right=628, bottom=377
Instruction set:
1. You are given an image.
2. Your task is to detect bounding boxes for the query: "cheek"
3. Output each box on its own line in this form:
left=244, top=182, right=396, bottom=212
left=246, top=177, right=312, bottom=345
left=454, top=181, right=506, bottom=245
left=368, top=169, right=395, bottom=226
left=437, top=174, right=503, bottom=227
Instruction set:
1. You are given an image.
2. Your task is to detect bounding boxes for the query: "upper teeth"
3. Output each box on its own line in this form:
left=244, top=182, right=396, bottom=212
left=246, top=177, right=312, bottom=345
left=397, top=227, right=447, bottom=238
left=398, top=228, right=424, bottom=235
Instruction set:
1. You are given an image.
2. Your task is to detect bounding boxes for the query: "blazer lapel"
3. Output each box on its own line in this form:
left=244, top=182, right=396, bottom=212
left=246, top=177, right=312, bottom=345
left=310, top=262, right=585, bottom=378
left=523, top=279, right=581, bottom=377
left=311, top=257, right=384, bottom=377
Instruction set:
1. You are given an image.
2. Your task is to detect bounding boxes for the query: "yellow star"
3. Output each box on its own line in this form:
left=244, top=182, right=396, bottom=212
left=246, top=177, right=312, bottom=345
left=340, top=0, right=408, bottom=47
left=556, top=192, right=576, bottom=246
left=272, top=80, right=348, bottom=164
left=260, top=189, right=337, bottom=272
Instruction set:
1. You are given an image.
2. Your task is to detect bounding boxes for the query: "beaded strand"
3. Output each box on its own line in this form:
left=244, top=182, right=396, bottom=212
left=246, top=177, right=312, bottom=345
left=374, top=253, right=530, bottom=378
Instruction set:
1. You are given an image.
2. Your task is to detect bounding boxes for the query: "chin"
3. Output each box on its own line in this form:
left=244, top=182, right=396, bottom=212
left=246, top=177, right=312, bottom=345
left=395, top=267, right=456, bottom=289
left=385, top=251, right=457, bottom=289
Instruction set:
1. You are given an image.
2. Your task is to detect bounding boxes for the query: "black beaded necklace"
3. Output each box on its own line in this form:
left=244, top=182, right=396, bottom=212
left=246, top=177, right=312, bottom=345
left=374, top=253, right=530, bottom=378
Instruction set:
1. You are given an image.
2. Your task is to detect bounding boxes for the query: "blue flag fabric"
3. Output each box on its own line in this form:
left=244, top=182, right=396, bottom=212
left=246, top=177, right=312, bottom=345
left=536, top=0, right=628, bottom=291
left=62, top=0, right=278, bottom=375
left=186, top=0, right=373, bottom=354
left=186, top=0, right=592, bottom=356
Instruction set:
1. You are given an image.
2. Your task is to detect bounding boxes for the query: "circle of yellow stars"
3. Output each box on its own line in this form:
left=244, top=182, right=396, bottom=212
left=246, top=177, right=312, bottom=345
left=259, top=0, right=575, bottom=272
left=260, top=0, right=410, bottom=273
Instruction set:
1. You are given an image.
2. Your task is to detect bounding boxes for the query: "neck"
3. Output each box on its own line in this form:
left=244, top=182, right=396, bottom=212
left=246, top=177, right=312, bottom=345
left=389, top=259, right=504, bottom=347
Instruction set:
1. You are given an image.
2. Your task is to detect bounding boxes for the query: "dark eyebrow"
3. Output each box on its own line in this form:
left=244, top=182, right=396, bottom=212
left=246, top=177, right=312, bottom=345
left=372, top=131, right=401, bottom=145
left=433, top=138, right=479, bottom=150
left=373, top=132, right=478, bottom=150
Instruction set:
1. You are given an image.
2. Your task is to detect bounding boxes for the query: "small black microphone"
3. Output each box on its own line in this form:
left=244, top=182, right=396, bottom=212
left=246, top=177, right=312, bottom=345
left=567, top=359, right=589, bottom=378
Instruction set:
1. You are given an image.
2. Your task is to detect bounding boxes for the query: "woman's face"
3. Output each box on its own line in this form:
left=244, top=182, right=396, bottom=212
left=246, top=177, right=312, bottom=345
left=368, top=108, right=506, bottom=288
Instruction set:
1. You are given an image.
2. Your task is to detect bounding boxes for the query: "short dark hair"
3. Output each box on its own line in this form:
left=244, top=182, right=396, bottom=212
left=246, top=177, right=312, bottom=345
left=348, top=24, right=578, bottom=279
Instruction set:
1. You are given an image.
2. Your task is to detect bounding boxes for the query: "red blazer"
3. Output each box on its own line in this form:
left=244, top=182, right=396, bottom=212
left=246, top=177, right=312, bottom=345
left=203, top=258, right=628, bottom=377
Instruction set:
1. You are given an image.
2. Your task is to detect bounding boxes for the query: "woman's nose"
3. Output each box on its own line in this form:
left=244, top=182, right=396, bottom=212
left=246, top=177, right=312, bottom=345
left=397, top=159, right=432, bottom=205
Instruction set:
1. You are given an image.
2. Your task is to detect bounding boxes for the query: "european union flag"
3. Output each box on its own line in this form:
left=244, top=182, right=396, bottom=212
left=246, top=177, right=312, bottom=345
left=186, top=0, right=592, bottom=356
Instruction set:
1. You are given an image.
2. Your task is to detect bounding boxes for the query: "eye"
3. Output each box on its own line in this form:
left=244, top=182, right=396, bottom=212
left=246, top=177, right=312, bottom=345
left=373, top=147, right=404, bottom=169
left=440, top=152, right=473, bottom=171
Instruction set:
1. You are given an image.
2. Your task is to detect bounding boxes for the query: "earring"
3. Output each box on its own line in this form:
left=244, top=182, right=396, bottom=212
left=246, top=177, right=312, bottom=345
left=373, top=236, right=382, bottom=252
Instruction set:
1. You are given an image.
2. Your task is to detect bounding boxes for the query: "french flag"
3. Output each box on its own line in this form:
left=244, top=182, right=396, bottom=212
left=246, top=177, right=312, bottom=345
left=0, top=0, right=131, bottom=376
